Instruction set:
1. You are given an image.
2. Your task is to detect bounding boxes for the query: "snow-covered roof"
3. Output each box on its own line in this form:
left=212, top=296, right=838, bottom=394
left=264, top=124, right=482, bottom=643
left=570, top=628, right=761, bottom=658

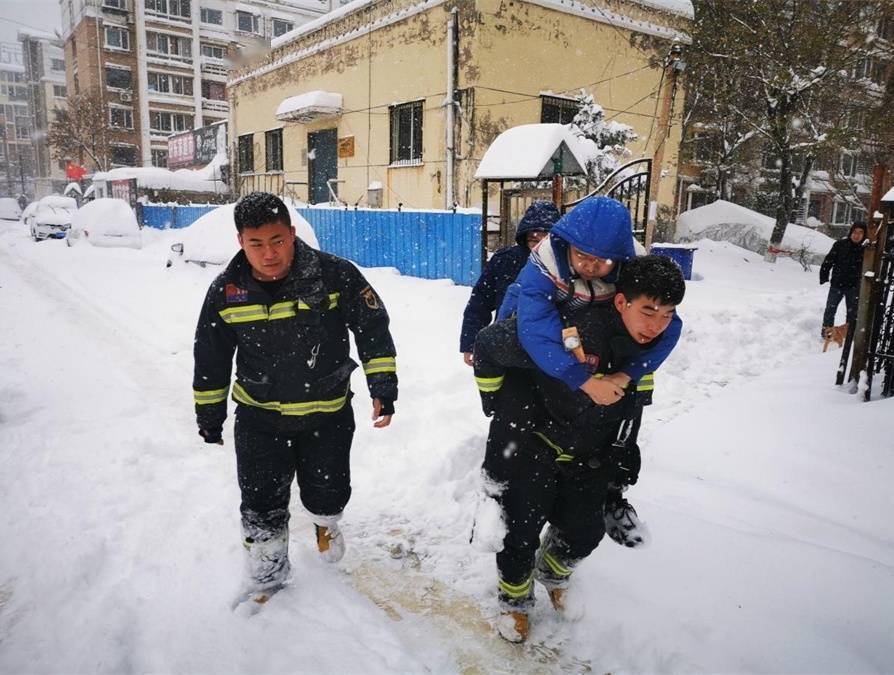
left=271, top=0, right=371, bottom=50
left=92, top=154, right=228, bottom=194
left=632, top=0, right=694, bottom=19
left=882, top=186, right=894, bottom=203
left=64, top=182, right=83, bottom=196
left=475, top=124, right=592, bottom=180
left=275, top=90, right=343, bottom=123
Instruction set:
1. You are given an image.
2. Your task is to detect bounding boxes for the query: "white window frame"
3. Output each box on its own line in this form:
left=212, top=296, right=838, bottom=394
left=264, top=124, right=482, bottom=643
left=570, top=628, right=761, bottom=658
left=104, top=25, right=130, bottom=51
left=53, top=84, right=67, bottom=98
left=236, top=11, right=261, bottom=35
left=105, top=64, right=133, bottom=90
left=109, top=106, right=134, bottom=130
left=200, top=42, right=225, bottom=59
left=272, top=18, right=293, bottom=37
left=200, top=7, right=223, bottom=24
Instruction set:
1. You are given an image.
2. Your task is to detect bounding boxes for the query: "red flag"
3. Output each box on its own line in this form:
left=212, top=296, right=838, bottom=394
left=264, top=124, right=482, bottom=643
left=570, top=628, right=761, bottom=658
left=66, top=163, right=87, bottom=180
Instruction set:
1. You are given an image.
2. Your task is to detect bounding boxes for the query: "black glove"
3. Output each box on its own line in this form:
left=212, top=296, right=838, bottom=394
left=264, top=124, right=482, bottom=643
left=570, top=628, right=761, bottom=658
left=199, top=427, right=223, bottom=445
left=377, top=398, right=395, bottom=416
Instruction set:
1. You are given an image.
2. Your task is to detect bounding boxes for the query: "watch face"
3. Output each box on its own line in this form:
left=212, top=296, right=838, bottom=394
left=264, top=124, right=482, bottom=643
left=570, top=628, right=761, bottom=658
left=563, top=335, right=581, bottom=350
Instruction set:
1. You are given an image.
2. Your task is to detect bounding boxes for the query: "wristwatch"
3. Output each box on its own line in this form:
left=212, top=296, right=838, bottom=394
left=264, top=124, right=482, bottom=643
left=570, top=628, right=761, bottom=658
left=563, top=331, right=581, bottom=351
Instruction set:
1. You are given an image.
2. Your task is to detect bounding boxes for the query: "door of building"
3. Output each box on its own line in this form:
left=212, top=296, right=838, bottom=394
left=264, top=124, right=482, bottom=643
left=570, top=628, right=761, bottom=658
left=308, top=129, right=338, bottom=204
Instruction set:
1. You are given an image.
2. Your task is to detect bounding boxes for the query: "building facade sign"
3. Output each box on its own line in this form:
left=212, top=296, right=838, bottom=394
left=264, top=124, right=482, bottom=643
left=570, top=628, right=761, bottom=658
left=167, top=122, right=227, bottom=170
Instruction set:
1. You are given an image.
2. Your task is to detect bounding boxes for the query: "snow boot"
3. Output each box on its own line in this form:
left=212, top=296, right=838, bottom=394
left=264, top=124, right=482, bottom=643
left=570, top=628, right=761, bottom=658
left=234, top=529, right=291, bottom=608
left=496, top=611, right=529, bottom=643
left=604, top=494, right=650, bottom=548
left=313, top=514, right=345, bottom=563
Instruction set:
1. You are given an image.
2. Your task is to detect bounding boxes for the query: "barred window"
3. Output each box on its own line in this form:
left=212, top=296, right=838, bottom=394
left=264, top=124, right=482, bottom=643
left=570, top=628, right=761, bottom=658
left=238, top=134, right=254, bottom=173
left=265, top=128, right=283, bottom=171
left=389, top=100, right=423, bottom=164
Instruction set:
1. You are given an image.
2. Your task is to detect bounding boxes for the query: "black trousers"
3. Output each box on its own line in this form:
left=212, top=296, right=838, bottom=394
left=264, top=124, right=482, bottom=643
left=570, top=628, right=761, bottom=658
left=823, top=284, right=859, bottom=327
left=483, top=372, right=614, bottom=599
left=234, top=402, right=355, bottom=540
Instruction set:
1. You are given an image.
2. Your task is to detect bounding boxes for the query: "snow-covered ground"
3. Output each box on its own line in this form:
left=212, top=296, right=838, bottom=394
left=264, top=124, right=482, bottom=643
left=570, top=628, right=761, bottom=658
left=0, top=221, right=891, bottom=674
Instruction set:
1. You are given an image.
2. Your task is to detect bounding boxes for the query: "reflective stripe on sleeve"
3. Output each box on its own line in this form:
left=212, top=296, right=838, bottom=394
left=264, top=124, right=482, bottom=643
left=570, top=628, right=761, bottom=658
left=475, top=375, right=504, bottom=393
left=194, top=386, right=229, bottom=405
left=362, top=356, right=396, bottom=375
left=636, top=373, right=655, bottom=392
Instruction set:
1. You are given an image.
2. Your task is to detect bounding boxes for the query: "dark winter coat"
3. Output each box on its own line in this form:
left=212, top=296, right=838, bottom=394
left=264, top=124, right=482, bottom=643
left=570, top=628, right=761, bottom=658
left=499, top=196, right=681, bottom=389
left=820, top=224, right=867, bottom=289
left=458, top=201, right=559, bottom=353
left=193, top=237, right=397, bottom=435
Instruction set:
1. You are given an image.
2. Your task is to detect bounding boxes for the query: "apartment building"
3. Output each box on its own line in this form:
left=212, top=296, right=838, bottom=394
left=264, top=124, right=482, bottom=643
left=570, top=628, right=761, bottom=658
left=59, top=0, right=344, bottom=171
left=0, top=42, right=35, bottom=198
left=19, top=30, right=70, bottom=199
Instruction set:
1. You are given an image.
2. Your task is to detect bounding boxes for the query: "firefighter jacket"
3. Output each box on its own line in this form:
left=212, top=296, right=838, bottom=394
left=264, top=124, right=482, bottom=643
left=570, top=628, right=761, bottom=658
left=193, top=237, right=397, bottom=434
left=474, top=303, right=655, bottom=459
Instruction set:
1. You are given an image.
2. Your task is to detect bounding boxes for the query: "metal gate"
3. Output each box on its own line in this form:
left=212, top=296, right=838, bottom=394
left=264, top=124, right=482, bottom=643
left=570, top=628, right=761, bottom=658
left=863, top=230, right=894, bottom=399
left=563, top=158, right=652, bottom=244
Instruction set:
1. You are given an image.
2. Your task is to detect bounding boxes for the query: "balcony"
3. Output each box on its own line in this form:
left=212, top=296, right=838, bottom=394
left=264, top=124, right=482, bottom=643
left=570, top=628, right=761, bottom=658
left=202, top=99, right=229, bottom=114
left=200, top=59, right=228, bottom=78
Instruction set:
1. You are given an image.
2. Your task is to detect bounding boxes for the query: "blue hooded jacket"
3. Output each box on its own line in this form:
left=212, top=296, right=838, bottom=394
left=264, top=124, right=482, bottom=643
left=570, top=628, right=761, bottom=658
left=459, top=201, right=560, bottom=352
left=501, top=196, right=682, bottom=389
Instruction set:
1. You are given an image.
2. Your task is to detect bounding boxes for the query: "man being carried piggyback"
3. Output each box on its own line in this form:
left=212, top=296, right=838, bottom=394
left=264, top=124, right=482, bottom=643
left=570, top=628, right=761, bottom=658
left=473, top=254, right=685, bottom=642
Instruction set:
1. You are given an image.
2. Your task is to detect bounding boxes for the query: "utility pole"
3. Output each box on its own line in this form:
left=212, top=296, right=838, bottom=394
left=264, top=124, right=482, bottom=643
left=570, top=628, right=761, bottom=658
left=646, top=43, right=684, bottom=249
left=848, top=163, right=891, bottom=382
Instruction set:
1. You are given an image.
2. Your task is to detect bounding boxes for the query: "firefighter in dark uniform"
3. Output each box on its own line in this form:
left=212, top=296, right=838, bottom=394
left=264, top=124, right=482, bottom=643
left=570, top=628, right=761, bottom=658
left=473, top=255, right=685, bottom=642
left=192, top=192, right=397, bottom=604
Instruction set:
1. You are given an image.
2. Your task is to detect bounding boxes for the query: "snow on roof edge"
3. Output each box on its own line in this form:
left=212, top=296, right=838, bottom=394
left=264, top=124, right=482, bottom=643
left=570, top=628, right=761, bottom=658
left=882, top=186, right=894, bottom=203
left=631, top=0, right=694, bottom=20
left=270, top=0, right=374, bottom=50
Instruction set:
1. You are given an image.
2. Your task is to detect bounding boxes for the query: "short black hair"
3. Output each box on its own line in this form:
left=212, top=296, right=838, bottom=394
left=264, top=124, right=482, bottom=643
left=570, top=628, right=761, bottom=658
left=234, top=192, right=291, bottom=232
left=616, top=254, right=685, bottom=306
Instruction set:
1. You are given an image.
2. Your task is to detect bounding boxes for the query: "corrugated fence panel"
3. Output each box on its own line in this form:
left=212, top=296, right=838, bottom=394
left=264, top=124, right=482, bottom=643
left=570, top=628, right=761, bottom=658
left=298, top=208, right=481, bottom=286
left=140, top=204, right=481, bottom=285
left=141, top=205, right=217, bottom=230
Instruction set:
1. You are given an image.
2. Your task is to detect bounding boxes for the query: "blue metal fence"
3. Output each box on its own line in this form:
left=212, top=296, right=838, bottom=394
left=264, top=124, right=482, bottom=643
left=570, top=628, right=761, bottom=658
left=298, top=208, right=481, bottom=286
left=142, top=203, right=482, bottom=286
left=142, top=204, right=217, bottom=230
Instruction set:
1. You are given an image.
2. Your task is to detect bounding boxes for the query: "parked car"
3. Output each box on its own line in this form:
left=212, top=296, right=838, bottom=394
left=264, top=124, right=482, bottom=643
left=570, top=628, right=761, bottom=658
left=27, top=195, right=78, bottom=241
left=0, top=197, right=22, bottom=221
left=167, top=201, right=318, bottom=267
left=67, top=198, right=142, bottom=249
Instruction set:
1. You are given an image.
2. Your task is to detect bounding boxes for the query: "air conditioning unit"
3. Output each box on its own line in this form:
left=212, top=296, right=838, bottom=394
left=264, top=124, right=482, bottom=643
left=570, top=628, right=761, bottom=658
left=120, top=90, right=133, bottom=102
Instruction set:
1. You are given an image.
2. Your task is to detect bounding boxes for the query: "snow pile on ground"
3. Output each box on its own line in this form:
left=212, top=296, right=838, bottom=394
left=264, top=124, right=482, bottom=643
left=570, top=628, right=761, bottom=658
left=676, top=199, right=834, bottom=263
left=0, top=223, right=891, bottom=674
left=170, top=200, right=318, bottom=266
left=69, top=198, right=141, bottom=248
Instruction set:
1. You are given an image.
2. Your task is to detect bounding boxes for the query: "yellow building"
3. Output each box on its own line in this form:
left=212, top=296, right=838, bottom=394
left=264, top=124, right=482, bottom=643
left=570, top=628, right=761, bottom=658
left=229, top=0, right=691, bottom=211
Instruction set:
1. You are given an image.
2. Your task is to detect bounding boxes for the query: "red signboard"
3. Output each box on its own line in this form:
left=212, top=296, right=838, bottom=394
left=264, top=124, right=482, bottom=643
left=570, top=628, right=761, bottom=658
left=167, top=131, right=196, bottom=170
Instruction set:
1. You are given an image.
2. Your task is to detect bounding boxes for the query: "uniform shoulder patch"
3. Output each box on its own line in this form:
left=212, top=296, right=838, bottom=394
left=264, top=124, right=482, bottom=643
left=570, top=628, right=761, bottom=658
left=360, top=285, right=380, bottom=310
left=225, top=283, right=249, bottom=303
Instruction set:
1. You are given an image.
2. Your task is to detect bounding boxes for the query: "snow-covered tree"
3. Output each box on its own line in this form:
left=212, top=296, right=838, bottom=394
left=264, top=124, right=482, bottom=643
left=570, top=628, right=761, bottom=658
left=688, top=0, right=894, bottom=261
left=569, top=90, right=637, bottom=186
left=49, top=91, right=112, bottom=172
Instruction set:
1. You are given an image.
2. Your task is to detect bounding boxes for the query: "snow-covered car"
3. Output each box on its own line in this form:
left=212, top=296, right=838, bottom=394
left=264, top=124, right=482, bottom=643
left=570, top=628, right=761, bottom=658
left=0, top=197, right=22, bottom=221
left=167, top=201, right=318, bottom=267
left=28, top=195, right=78, bottom=241
left=67, top=198, right=142, bottom=249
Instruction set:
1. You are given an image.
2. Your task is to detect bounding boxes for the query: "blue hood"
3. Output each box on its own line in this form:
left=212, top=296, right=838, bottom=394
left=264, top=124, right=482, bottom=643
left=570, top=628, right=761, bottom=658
left=514, top=200, right=560, bottom=246
left=550, top=196, right=635, bottom=262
